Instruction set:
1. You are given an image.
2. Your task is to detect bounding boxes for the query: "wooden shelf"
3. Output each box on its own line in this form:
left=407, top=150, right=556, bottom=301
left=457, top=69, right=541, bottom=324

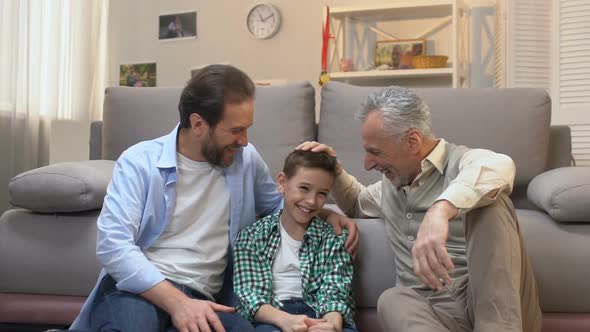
left=330, top=1, right=456, bottom=14
left=330, top=68, right=454, bottom=81
left=331, top=2, right=454, bottom=21
left=326, top=0, right=470, bottom=87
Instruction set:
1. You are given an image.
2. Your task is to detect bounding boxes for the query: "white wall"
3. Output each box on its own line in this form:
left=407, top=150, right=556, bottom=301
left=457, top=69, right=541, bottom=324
left=107, top=0, right=496, bottom=89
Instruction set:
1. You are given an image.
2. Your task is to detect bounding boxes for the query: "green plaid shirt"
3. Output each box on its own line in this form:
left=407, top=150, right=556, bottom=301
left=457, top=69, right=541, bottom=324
left=234, top=211, right=355, bottom=325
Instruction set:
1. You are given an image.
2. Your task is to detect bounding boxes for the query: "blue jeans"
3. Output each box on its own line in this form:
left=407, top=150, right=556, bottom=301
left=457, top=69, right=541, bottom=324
left=252, top=299, right=357, bottom=332
left=88, top=274, right=254, bottom=332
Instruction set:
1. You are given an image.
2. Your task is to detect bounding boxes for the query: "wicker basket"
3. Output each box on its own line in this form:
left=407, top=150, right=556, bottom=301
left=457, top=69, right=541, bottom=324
left=412, top=55, right=448, bottom=69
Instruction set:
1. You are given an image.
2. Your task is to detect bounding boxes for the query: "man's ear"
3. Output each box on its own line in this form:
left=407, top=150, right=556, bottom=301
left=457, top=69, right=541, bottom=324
left=277, top=172, right=287, bottom=194
left=189, top=113, right=207, bottom=135
left=406, top=129, right=423, bottom=152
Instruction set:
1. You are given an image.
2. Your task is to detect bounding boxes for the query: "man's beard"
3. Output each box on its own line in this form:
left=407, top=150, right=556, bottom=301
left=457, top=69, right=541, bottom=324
left=385, top=171, right=410, bottom=189
left=201, top=133, right=238, bottom=168
left=201, top=137, right=225, bottom=167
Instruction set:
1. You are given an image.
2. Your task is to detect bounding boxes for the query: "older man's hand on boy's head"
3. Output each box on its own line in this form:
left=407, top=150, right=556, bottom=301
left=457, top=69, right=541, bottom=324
left=296, top=141, right=343, bottom=176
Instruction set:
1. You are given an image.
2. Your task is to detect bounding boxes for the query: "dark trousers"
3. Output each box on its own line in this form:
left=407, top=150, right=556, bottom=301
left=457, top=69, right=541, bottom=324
left=252, top=298, right=357, bottom=332
left=88, top=274, right=254, bottom=332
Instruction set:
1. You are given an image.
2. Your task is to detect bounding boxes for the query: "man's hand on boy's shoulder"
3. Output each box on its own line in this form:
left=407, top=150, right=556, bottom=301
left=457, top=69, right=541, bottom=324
left=325, top=212, right=359, bottom=258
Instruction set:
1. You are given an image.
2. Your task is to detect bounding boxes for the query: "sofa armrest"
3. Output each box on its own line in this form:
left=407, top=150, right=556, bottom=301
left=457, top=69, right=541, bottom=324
left=527, top=166, right=590, bottom=222
left=9, top=160, right=115, bottom=213
left=90, top=120, right=103, bottom=160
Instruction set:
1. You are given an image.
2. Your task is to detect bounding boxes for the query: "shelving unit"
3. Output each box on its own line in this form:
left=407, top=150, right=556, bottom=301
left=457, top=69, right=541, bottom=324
left=325, top=0, right=471, bottom=88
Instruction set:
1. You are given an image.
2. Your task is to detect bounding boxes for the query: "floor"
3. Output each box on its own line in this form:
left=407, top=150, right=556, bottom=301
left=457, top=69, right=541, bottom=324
left=0, top=324, right=67, bottom=332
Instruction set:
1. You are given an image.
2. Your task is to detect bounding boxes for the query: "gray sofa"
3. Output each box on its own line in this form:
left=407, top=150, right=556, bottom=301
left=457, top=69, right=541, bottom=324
left=1, top=81, right=590, bottom=332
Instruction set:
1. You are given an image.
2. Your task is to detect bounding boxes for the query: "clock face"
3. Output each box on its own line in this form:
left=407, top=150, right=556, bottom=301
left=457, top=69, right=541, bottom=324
left=247, top=3, right=281, bottom=39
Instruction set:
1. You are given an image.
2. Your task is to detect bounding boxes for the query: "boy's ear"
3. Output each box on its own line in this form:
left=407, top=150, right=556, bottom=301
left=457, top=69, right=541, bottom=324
left=277, top=172, right=287, bottom=194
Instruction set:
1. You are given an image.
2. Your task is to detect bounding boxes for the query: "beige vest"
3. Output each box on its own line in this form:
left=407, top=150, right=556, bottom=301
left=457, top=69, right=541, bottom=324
left=381, top=142, right=470, bottom=288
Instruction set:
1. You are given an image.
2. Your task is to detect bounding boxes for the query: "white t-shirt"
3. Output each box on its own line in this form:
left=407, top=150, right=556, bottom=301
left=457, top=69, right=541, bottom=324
left=144, top=152, right=230, bottom=299
left=271, top=220, right=304, bottom=300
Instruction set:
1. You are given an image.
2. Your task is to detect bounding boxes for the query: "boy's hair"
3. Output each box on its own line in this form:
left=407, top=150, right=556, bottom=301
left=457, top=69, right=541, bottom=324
left=282, top=150, right=338, bottom=179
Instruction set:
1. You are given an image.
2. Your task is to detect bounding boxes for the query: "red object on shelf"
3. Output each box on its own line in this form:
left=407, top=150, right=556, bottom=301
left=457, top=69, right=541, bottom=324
left=319, top=6, right=332, bottom=85
left=321, top=6, right=330, bottom=72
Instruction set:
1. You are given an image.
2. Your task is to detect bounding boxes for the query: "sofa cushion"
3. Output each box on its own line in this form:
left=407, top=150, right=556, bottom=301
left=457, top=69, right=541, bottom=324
left=353, top=218, right=396, bottom=308
left=319, top=82, right=551, bottom=186
left=518, top=209, right=590, bottom=312
left=0, top=293, right=86, bottom=325
left=527, top=167, right=590, bottom=222
left=249, top=81, right=316, bottom=177
left=0, top=209, right=101, bottom=295
left=9, top=160, right=115, bottom=213
left=324, top=204, right=397, bottom=308
left=319, top=84, right=381, bottom=185
left=102, top=87, right=182, bottom=161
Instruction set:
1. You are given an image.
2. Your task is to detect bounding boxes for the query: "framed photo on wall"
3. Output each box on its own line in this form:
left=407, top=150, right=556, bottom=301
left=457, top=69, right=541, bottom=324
left=374, top=39, right=426, bottom=69
left=119, top=62, right=157, bottom=87
left=159, top=10, right=197, bottom=41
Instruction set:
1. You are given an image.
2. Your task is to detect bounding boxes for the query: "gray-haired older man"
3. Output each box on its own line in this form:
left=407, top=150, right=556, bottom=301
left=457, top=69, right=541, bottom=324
left=298, top=86, right=542, bottom=332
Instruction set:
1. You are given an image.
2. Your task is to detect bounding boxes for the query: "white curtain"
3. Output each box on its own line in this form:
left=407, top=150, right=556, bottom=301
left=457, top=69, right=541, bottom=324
left=0, top=0, right=109, bottom=213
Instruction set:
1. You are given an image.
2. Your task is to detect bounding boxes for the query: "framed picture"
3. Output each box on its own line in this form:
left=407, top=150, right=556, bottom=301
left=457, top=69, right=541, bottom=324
left=119, top=62, right=157, bottom=87
left=374, top=39, right=426, bottom=69
left=159, top=11, right=197, bottom=41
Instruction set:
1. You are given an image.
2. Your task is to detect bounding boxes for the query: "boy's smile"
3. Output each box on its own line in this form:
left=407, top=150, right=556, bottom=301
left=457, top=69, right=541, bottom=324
left=277, top=167, right=334, bottom=239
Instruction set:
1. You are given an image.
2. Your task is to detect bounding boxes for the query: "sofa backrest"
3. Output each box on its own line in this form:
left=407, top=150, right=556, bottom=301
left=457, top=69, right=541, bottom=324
left=100, top=81, right=567, bottom=190
left=248, top=82, right=316, bottom=177
left=319, top=82, right=553, bottom=188
left=102, top=82, right=316, bottom=178
left=102, top=87, right=181, bottom=161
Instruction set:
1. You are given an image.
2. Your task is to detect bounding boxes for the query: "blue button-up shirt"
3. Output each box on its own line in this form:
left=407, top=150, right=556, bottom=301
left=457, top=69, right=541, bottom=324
left=70, top=125, right=283, bottom=330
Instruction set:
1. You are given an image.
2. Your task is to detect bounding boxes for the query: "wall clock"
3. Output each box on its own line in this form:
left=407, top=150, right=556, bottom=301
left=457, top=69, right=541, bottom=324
left=247, top=3, right=281, bottom=39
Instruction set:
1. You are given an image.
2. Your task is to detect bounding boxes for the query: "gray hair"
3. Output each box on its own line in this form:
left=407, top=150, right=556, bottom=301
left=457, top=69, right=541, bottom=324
left=356, top=86, right=434, bottom=139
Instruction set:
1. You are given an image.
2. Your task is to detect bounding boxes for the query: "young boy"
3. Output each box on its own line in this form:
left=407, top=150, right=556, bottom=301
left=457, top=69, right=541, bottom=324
left=234, top=150, right=357, bottom=332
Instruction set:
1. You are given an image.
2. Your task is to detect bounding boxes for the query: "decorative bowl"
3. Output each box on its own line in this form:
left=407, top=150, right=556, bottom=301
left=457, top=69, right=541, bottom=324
left=412, top=55, right=448, bottom=69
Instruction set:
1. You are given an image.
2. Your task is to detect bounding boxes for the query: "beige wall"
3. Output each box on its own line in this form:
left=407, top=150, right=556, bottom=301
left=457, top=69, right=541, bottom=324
left=107, top=0, right=496, bottom=89
left=46, top=0, right=496, bottom=166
